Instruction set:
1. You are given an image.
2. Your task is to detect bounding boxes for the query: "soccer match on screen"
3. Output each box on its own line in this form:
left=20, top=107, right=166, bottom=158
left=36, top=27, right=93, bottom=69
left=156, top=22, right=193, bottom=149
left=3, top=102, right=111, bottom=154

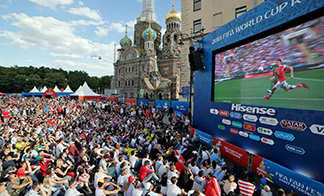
left=214, top=16, right=324, bottom=111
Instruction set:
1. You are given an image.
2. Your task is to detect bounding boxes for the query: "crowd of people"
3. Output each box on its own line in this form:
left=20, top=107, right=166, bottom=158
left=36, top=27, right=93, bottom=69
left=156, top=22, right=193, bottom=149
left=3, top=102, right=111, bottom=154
left=0, top=96, right=300, bottom=196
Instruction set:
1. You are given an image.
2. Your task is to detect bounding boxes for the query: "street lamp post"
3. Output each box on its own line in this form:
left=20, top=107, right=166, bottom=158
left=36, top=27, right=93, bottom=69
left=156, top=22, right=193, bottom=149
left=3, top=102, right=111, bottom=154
left=179, top=28, right=205, bottom=125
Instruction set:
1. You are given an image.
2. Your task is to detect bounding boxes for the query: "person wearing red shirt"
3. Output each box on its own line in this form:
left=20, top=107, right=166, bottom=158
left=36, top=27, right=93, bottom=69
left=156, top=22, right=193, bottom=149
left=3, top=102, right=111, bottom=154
left=205, top=173, right=222, bottom=196
left=68, top=141, right=79, bottom=158
left=139, top=160, right=159, bottom=182
left=238, top=175, right=256, bottom=196
left=264, top=59, right=308, bottom=99
left=17, top=160, right=40, bottom=182
left=175, top=156, right=186, bottom=173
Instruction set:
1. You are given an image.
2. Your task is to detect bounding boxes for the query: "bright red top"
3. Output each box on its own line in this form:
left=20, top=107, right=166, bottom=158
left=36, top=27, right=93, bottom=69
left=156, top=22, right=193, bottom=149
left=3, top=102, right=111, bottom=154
left=275, top=65, right=290, bottom=82
left=139, top=165, right=154, bottom=180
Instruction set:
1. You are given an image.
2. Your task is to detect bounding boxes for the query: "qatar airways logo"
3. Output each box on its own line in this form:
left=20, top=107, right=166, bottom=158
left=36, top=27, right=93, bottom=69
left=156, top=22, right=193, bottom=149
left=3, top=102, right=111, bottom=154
left=231, top=104, right=276, bottom=116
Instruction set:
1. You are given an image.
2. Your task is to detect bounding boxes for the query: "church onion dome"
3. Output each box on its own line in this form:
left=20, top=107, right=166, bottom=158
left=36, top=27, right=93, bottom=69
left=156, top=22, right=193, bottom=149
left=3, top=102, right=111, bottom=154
left=142, top=26, right=157, bottom=40
left=166, top=5, right=181, bottom=21
left=120, top=34, right=132, bottom=47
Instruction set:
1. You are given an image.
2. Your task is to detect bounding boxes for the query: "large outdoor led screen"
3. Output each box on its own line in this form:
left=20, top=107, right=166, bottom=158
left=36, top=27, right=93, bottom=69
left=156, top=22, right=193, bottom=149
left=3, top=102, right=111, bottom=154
left=213, top=16, right=324, bottom=111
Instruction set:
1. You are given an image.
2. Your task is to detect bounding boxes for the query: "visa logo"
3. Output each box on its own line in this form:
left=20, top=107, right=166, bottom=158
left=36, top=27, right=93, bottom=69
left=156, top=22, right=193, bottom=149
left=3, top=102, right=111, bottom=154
left=274, top=131, right=295, bottom=141
left=309, top=124, right=324, bottom=136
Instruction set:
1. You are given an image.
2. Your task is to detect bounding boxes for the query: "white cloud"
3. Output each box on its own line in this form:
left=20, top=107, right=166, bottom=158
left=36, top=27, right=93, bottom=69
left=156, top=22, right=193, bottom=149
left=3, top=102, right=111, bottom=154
left=28, top=0, right=74, bottom=9
left=26, top=59, right=32, bottom=62
left=109, top=23, right=124, bottom=33
left=69, top=19, right=105, bottom=26
left=78, top=1, right=83, bottom=6
left=53, top=59, right=114, bottom=76
left=50, top=53, right=84, bottom=58
left=94, top=20, right=136, bottom=36
left=0, top=13, right=116, bottom=75
left=0, top=5, right=8, bottom=8
left=95, top=27, right=109, bottom=36
left=68, top=7, right=102, bottom=21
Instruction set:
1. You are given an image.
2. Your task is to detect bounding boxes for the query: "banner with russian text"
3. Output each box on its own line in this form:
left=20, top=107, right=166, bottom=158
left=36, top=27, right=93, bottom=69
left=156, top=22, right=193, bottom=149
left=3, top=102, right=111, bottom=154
left=213, top=138, right=249, bottom=168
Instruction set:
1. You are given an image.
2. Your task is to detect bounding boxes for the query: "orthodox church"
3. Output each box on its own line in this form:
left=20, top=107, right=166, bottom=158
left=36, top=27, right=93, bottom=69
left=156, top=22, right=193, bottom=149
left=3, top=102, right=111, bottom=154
left=112, top=0, right=182, bottom=100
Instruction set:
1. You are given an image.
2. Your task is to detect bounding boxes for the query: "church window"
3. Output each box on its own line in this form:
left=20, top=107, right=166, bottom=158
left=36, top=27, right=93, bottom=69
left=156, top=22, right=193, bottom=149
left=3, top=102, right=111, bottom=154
left=125, top=81, right=127, bottom=86
left=166, top=35, right=171, bottom=44
left=118, top=81, right=120, bottom=87
left=132, top=67, right=134, bottom=72
left=173, top=35, right=177, bottom=45
left=132, top=80, right=134, bottom=86
left=142, top=65, right=145, bottom=72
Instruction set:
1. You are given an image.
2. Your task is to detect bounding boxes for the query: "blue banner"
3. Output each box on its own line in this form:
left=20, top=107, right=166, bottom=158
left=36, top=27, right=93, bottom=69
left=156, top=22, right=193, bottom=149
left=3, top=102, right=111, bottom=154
left=174, top=111, right=182, bottom=118
left=264, top=159, right=324, bottom=196
left=172, top=101, right=189, bottom=115
left=118, top=98, right=124, bottom=103
left=137, top=99, right=149, bottom=109
left=155, top=100, right=171, bottom=111
left=195, top=129, right=213, bottom=148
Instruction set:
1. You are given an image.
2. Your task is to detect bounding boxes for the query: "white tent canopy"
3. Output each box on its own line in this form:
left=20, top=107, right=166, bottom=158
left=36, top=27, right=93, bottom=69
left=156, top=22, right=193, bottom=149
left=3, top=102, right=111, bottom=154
left=71, top=82, right=99, bottom=96
left=53, top=86, right=60, bottom=92
left=63, top=85, right=74, bottom=93
left=40, top=86, right=47, bottom=92
left=29, top=86, right=39, bottom=93
left=82, top=82, right=99, bottom=96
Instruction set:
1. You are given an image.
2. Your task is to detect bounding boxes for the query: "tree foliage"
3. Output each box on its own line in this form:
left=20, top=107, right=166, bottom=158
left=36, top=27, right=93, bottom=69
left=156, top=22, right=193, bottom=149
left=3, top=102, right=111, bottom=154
left=0, top=65, right=112, bottom=93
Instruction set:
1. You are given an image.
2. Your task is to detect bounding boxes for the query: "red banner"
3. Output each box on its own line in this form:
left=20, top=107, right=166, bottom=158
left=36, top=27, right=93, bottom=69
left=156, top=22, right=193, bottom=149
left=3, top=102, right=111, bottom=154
left=251, top=155, right=268, bottom=178
left=188, top=125, right=196, bottom=137
left=125, top=98, right=136, bottom=104
left=104, top=97, right=118, bottom=103
left=213, top=138, right=249, bottom=168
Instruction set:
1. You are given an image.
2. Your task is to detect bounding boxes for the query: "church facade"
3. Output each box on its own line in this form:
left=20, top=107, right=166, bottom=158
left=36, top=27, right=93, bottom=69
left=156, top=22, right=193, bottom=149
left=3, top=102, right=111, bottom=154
left=113, top=0, right=182, bottom=100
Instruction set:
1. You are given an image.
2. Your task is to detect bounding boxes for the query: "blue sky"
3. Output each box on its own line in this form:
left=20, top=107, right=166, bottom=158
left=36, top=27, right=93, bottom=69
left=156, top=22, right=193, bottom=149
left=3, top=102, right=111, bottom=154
left=0, top=0, right=181, bottom=76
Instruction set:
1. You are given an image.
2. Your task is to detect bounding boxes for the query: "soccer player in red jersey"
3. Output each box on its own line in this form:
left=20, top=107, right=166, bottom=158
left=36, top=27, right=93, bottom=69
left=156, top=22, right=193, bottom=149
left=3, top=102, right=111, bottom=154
left=264, top=59, right=309, bottom=99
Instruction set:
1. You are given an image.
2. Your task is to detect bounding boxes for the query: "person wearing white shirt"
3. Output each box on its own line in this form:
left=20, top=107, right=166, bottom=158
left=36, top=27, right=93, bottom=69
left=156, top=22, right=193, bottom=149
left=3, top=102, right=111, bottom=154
left=24, top=182, right=47, bottom=196
left=192, top=171, right=207, bottom=192
left=188, top=189, right=206, bottom=196
left=188, top=162, right=200, bottom=176
left=155, top=154, right=163, bottom=172
left=129, top=151, right=142, bottom=169
left=167, top=177, right=184, bottom=196
left=158, top=160, right=169, bottom=179
left=117, top=169, right=128, bottom=192
left=65, top=180, right=83, bottom=196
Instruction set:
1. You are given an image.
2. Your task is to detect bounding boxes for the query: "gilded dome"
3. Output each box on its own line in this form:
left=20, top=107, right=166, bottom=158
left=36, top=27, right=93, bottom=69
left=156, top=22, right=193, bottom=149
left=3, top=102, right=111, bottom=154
left=142, top=26, right=157, bottom=40
left=120, top=34, right=132, bottom=47
left=166, top=6, right=181, bottom=21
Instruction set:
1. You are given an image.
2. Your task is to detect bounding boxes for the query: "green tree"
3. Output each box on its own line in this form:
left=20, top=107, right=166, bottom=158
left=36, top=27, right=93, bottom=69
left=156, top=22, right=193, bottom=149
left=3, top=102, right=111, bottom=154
left=98, top=75, right=113, bottom=94
left=67, top=70, right=89, bottom=91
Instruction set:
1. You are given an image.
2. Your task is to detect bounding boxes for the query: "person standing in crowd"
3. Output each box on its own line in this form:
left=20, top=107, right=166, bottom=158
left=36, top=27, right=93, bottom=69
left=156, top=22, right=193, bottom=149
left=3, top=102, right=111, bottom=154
left=238, top=174, right=256, bottom=196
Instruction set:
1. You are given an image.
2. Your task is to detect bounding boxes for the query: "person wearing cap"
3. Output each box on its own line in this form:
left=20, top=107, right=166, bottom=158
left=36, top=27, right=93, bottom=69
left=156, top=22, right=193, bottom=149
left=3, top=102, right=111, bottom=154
left=124, top=175, right=136, bottom=196
left=95, top=179, right=121, bottom=196
left=68, top=141, right=79, bottom=161
left=254, top=178, right=268, bottom=196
